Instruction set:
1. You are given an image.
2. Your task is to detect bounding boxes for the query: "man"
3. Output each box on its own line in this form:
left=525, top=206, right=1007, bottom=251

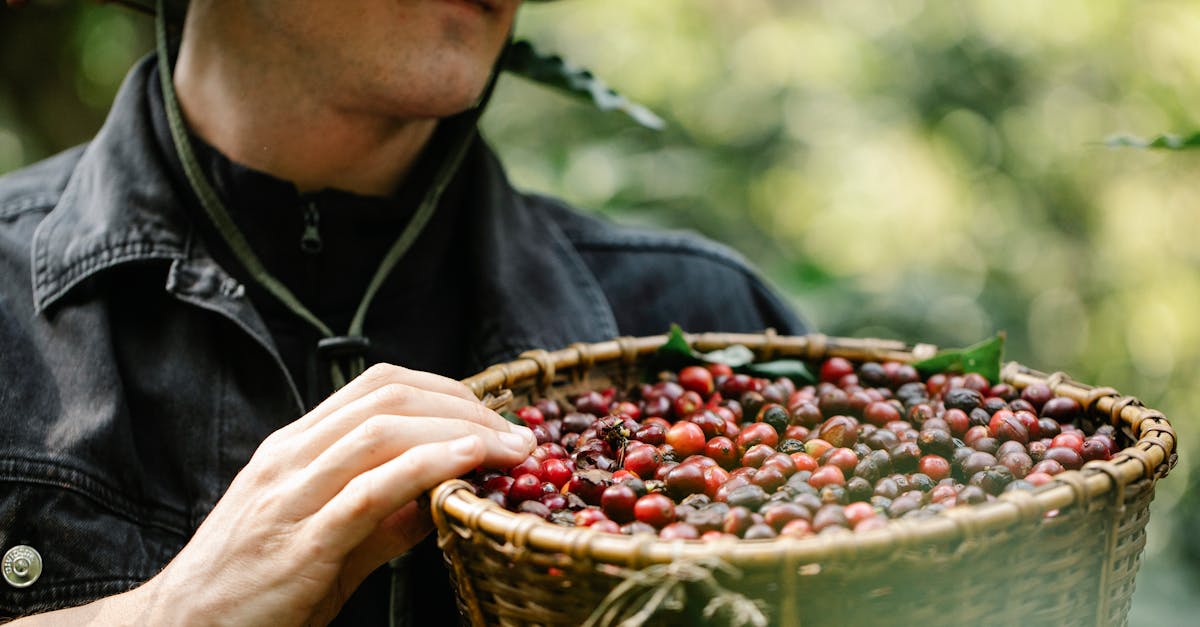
left=0, top=0, right=803, bottom=624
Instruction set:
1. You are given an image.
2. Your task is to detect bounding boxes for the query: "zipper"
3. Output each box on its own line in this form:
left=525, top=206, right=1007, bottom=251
left=300, top=201, right=323, bottom=254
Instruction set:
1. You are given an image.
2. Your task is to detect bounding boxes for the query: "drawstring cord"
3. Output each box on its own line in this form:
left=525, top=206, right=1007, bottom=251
left=154, top=0, right=488, bottom=389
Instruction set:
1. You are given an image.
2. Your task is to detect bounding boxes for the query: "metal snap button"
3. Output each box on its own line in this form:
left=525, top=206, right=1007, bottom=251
left=2, top=545, right=42, bottom=588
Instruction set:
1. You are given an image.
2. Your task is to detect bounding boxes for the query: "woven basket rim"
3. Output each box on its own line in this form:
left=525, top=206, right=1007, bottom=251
left=432, top=332, right=1177, bottom=567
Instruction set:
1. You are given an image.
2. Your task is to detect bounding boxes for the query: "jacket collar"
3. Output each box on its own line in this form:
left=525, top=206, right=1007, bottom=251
left=32, top=55, right=189, bottom=313
left=30, top=54, right=619, bottom=372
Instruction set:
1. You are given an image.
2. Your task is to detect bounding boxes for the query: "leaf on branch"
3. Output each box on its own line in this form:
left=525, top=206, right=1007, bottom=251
left=503, top=40, right=666, bottom=131
left=912, top=333, right=1006, bottom=384
left=1104, top=132, right=1200, bottom=151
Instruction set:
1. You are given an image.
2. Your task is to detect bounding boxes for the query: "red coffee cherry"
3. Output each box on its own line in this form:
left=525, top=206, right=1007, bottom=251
left=634, top=493, right=676, bottom=528
left=678, top=365, right=715, bottom=396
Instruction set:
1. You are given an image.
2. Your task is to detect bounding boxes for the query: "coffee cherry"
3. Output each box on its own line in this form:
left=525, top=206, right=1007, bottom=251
left=516, top=405, right=545, bottom=427
left=1020, top=383, right=1053, bottom=411
left=789, top=401, right=823, bottom=428
left=1044, top=446, right=1083, bottom=471
left=541, top=458, right=574, bottom=489
left=757, top=404, right=790, bottom=434
left=889, top=442, right=921, bottom=473
left=1025, top=471, right=1054, bottom=486
left=998, top=452, right=1033, bottom=479
left=818, top=388, right=851, bottom=417
left=702, top=466, right=730, bottom=498
left=743, top=523, right=778, bottom=539
left=665, top=463, right=708, bottom=500
left=845, top=476, right=874, bottom=502
left=812, top=504, right=849, bottom=532
left=719, top=374, right=758, bottom=397
left=666, top=421, right=706, bottom=458
left=574, top=391, right=609, bottom=416
left=633, top=493, right=676, bottom=528
left=791, top=452, right=819, bottom=474
left=741, top=443, right=776, bottom=469
left=917, top=429, right=955, bottom=457
left=1030, top=459, right=1065, bottom=476
left=918, top=455, right=951, bottom=482
left=673, top=391, right=704, bottom=418
left=1014, top=410, right=1040, bottom=439
left=961, top=451, right=997, bottom=478
left=818, top=415, right=859, bottom=448
left=969, top=466, right=1014, bottom=495
left=823, top=447, right=859, bottom=477
left=958, top=485, right=987, bottom=504
left=1081, top=438, right=1112, bottom=462
left=737, top=422, right=780, bottom=452
left=751, top=466, right=787, bottom=492
left=1051, top=432, right=1085, bottom=453
left=808, top=465, right=846, bottom=489
left=762, top=502, right=811, bottom=531
left=678, top=366, right=715, bottom=396
left=762, top=452, right=797, bottom=477
left=702, top=436, right=738, bottom=469
left=944, top=388, right=984, bottom=413
left=1039, top=396, right=1081, bottom=422
left=720, top=480, right=768, bottom=509
left=820, top=357, right=855, bottom=384
left=659, top=522, right=700, bottom=540
left=510, top=473, right=544, bottom=503
left=601, top=484, right=638, bottom=523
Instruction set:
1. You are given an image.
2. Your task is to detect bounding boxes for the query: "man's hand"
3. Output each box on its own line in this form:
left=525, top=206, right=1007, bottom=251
left=17, top=363, right=534, bottom=625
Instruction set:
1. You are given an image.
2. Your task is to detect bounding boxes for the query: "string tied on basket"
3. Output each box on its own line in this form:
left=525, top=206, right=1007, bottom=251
left=582, top=557, right=769, bottom=627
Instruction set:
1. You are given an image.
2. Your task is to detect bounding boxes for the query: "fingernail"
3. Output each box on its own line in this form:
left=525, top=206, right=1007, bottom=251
left=450, top=436, right=478, bottom=456
left=508, top=423, right=534, bottom=440
left=498, top=431, right=531, bottom=451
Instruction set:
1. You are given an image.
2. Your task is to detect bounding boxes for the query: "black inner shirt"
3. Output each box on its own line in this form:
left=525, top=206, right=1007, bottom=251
left=147, top=64, right=471, bottom=408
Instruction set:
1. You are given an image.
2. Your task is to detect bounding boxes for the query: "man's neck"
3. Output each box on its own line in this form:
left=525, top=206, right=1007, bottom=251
left=172, top=11, right=437, bottom=197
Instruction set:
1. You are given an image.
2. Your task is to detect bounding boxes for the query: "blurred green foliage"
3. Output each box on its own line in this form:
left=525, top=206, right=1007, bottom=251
left=1, top=0, right=1197, bottom=624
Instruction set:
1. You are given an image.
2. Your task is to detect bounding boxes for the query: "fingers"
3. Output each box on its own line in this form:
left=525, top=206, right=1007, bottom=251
left=289, top=363, right=480, bottom=434
left=289, top=383, right=525, bottom=465
left=338, top=503, right=432, bottom=596
left=292, top=415, right=533, bottom=506
left=307, top=435, right=487, bottom=556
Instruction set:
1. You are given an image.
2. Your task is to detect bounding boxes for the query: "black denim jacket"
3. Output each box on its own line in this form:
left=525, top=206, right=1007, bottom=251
left=0, top=57, right=805, bottom=619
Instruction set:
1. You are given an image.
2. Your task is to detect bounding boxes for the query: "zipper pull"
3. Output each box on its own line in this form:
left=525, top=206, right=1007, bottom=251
left=300, top=201, right=323, bottom=254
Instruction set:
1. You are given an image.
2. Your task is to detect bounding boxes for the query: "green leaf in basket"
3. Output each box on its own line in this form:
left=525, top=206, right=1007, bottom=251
left=660, top=323, right=695, bottom=358
left=912, top=333, right=1005, bottom=383
left=500, top=410, right=525, bottom=427
left=700, top=344, right=757, bottom=368
left=650, top=325, right=816, bottom=384
left=655, top=324, right=755, bottom=367
left=739, top=359, right=816, bottom=384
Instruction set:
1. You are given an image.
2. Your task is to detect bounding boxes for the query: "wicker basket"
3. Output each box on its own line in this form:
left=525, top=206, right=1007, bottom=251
left=431, top=332, right=1177, bottom=627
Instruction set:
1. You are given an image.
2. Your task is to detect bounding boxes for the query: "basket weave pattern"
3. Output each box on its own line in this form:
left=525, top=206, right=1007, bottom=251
left=432, top=333, right=1177, bottom=626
